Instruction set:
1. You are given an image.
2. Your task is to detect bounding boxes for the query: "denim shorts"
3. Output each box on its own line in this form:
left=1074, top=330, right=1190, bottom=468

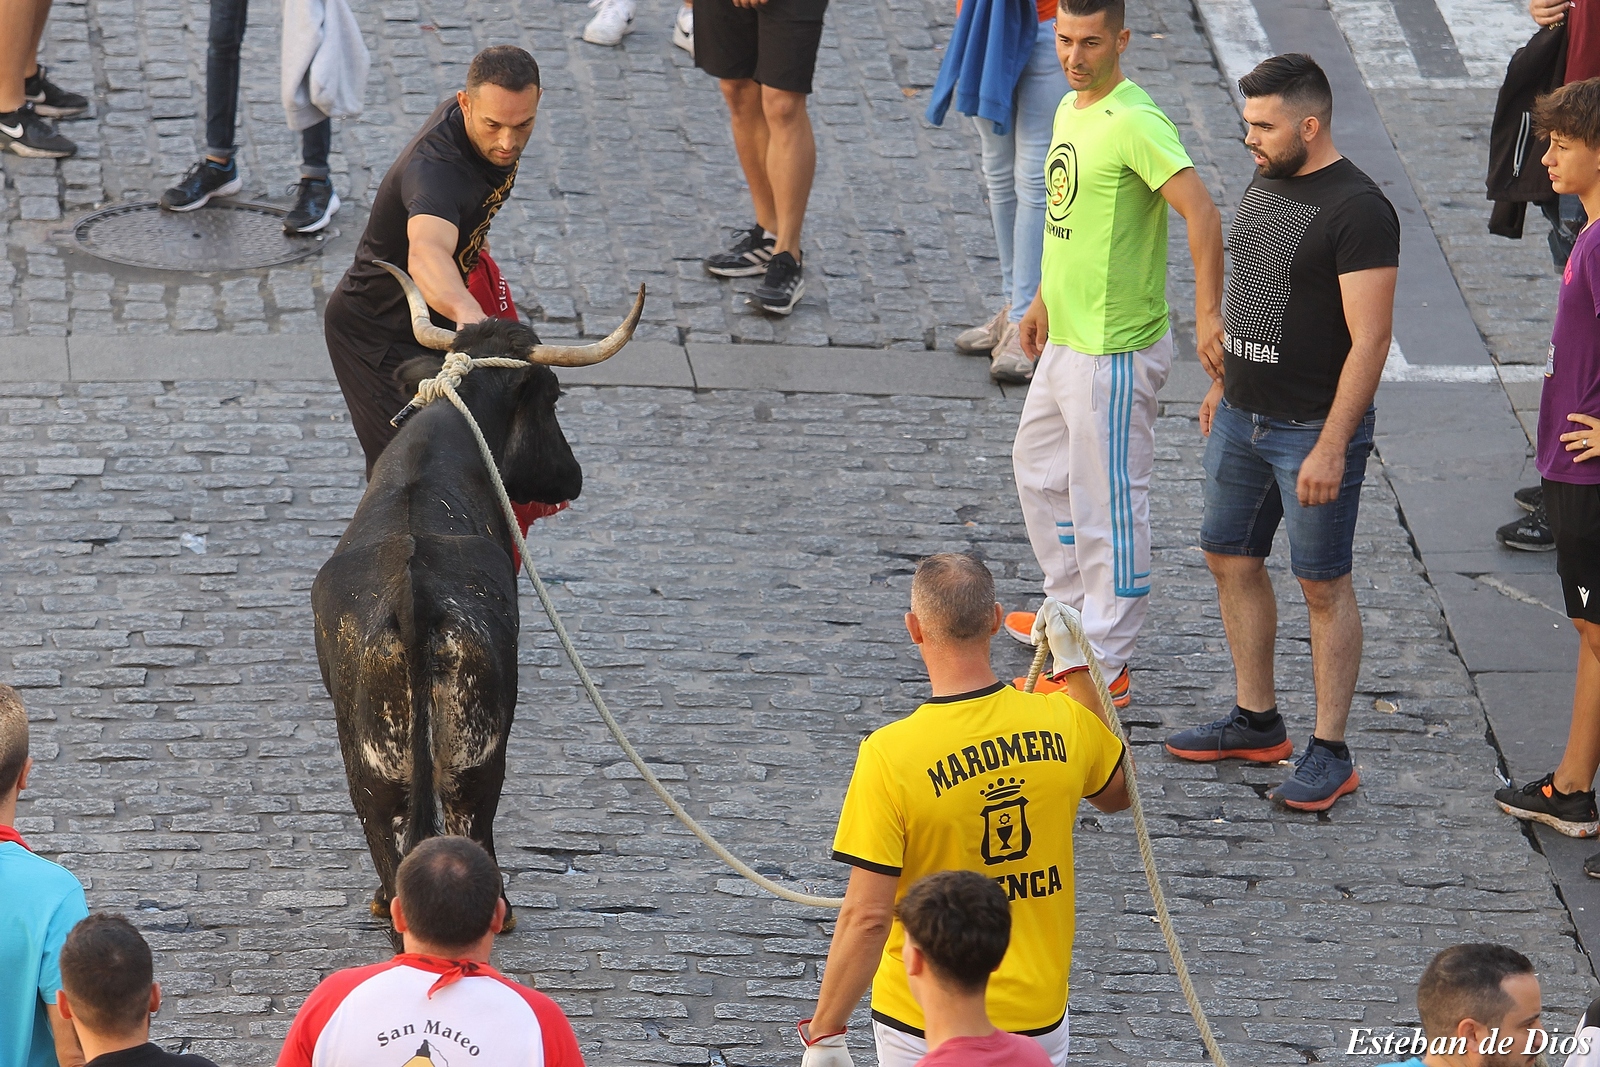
left=1200, top=398, right=1376, bottom=581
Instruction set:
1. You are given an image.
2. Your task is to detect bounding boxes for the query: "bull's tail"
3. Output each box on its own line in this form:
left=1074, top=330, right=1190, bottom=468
left=402, top=595, right=439, bottom=856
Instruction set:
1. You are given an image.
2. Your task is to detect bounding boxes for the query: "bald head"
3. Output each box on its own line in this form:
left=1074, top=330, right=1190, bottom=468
left=910, top=554, right=999, bottom=644
left=0, top=685, right=27, bottom=797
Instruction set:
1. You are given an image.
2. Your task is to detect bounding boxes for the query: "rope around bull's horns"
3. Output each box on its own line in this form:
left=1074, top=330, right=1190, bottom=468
left=412, top=356, right=1230, bottom=1067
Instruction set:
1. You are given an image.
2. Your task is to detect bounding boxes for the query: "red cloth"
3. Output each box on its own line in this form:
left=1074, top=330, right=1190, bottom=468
left=1569, top=2, right=1600, bottom=83
left=919, top=1031, right=1055, bottom=1067
left=466, top=252, right=519, bottom=322
left=0, top=825, right=28, bottom=849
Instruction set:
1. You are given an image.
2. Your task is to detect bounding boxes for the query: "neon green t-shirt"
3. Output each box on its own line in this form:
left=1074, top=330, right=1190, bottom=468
left=1039, top=78, right=1194, bottom=354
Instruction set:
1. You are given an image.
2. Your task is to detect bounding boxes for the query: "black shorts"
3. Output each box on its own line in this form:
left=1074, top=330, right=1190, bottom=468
left=1545, top=478, right=1600, bottom=623
left=693, top=0, right=829, bottom=95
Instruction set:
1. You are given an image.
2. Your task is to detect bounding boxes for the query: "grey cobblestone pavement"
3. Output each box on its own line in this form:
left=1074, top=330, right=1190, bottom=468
left=5, top=377, right=1595, bottom=1065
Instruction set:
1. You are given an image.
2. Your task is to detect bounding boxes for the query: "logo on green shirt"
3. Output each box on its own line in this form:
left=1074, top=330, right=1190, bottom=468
left=1045, top=142, right=1077, bottom=240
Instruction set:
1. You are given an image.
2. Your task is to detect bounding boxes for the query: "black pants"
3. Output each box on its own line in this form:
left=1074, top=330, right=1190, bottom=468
left=206, top=0, right=331, bottom=177
left=325, top=293, right=433, bottom=477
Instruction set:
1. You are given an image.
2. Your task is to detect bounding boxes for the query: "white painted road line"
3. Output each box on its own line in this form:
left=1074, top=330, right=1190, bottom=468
left=1193, top=0, right=1272, bottom=100
left=1381, top=339, right=1544, bottom=382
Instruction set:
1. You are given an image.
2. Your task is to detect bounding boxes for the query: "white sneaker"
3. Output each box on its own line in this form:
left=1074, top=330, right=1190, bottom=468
left=988, top=322, right=1034, bottom=385
left=672, top=3, right=693, bottom=54
left=583, top=0, right=636, bottom=45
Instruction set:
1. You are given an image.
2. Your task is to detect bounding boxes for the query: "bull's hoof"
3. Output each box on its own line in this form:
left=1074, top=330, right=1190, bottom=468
left=371, top=893, right=392, bottom=920
left=499, top=905, right=517, bottom=935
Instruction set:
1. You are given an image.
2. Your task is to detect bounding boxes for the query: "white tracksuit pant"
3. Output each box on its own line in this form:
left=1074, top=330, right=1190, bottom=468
left=1012, top=333, right=1172, bottom=674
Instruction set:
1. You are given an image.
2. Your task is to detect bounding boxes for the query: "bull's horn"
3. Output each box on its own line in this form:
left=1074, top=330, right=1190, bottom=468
left=373, top=260, right=458, bottom=351
left=527, top=285, right=646, bottom=367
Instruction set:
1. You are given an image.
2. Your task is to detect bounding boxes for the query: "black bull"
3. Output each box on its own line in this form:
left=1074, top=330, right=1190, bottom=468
left=312, top=286, right=640, bottom=930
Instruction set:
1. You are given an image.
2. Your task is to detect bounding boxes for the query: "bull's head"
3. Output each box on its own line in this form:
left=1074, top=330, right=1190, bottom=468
left=374, top=260, right=644, bottom=365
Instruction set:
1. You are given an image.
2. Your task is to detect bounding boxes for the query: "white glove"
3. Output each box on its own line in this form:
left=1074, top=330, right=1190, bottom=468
left=798, top=1021, right=854, bottom=1067
left=1031, top=598, right=1089, bottom=676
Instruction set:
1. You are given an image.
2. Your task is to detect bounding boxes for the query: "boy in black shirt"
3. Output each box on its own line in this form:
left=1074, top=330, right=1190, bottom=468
left=56, top=914, right=220, bottom=1067
left=1164, top=54, right=1399, bottom=812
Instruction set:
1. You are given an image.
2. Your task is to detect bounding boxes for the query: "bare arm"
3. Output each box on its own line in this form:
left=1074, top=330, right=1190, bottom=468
left=1295, top=266, right=1396, bottom=507
left=405, top=214, right=487, bottom=328
left=1057, top=672, right=1132, bottom=813
left=1159, top=168, right=1226, bottom=379
left=808, top=868, right=898, bottom=1035
left=49, top=1004, right=84, bottom=1067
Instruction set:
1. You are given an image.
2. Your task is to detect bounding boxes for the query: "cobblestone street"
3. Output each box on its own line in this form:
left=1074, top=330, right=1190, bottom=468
left=1, top=378, right=1589, bottom=1065
left=4, top=0, right=1598, bottom=1062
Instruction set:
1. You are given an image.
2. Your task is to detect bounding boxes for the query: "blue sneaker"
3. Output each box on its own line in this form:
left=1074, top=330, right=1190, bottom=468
left=1165, top=711, right=1293, bottom=763
left=1267, top=739, right=1359, bottom=811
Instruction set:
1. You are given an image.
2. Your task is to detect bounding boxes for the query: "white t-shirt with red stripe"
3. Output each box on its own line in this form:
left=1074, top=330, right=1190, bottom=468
left=278, top=954, right=584, bottom=1067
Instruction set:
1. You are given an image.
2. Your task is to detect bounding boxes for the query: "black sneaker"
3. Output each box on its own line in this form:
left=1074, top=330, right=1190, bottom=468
left=25, top=65, right=88, bottom=119
left=1495, top=772, right=1599, bottom=837
left=283, top=178, right=341, bottom=234
left=753, top=251, right=805, bottom=315
left=160, top=158, right=243, bottom=212
left=0, top=103, right=76, bottom=159
left=1514, top=484, right=1542, bottom=514
left=704, top=224, right=774, bottom=278
left=1584, top=852, right=1600, bottom=879
left=1495, top=504, right=1555, bottom=551
left=1165, top=710, right=1294, bottom=763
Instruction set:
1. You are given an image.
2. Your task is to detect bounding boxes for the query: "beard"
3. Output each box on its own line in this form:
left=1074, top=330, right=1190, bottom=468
left=1255, top=138, right=1310, bottom=180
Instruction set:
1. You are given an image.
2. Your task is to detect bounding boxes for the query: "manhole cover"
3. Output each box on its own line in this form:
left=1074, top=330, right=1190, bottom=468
left=73, top=201, right=322, bottom=271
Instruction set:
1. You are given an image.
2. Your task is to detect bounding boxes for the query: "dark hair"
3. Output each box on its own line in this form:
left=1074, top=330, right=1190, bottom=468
left=59, top=915, right=154, bottom=1035
left=1239, top=53, right=1334, bottom=124
left=467, top=46, right=540, bottom=93
left=1060, top=0, right=1124, bottom=28
left=896, top=871, right=1011, bottom=992
left=0, top=685, right=26, bottom=796
left=1534, top=79, right=1600, bottom=148
left=911, top=553, right=997, bottom=643
left=1416, top=944, right=1535, bottom=1039
left=396, top=836, right=503, bottom=950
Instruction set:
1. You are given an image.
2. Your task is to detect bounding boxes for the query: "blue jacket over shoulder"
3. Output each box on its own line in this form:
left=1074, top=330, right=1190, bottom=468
left=925, top=0, right=1039, bottom=135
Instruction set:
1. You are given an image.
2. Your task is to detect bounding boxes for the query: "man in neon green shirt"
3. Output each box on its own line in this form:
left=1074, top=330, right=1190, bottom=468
left=1005, top=0, right=1223, bottom=709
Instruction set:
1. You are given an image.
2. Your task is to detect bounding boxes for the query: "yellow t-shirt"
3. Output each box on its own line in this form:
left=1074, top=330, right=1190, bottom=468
left=831, top=681, right=1125, bottom=1036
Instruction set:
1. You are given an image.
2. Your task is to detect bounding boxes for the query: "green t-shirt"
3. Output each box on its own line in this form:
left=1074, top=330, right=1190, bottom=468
left=1040, top=78, right=1193, bottom=354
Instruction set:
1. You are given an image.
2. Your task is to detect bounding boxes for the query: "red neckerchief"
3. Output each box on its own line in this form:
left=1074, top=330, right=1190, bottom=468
left=394, top=953, right=503, bottom=999
left=0, top=825, right=29, bottom=850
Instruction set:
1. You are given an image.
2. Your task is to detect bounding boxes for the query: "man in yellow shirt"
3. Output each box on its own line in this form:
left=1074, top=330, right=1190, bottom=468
left=796, top=553, right=1130, bottom=1067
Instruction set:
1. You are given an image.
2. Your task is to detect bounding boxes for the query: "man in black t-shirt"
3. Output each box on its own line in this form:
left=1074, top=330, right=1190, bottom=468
left=324, top=45, right=541, bottom=475
left=56, top=913, right=222, bottom=1067
left=1164, top=55, right=1399, bottom=813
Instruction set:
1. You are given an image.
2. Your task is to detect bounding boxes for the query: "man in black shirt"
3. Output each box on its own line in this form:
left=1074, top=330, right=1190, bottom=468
left=325, top=45, right=541, bottom=475
left=56, top=913, right=221, bottom=1067
left=1164, top=54, right=1399, bottom=812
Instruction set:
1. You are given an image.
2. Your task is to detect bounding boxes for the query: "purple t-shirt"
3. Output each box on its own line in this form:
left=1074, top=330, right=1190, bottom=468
left=1541, top=220, right=1600, bottom=484
left=919, top=1030, right=1055, bottom=1067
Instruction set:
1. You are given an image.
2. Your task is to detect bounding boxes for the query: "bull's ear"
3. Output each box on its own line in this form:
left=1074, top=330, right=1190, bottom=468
left=396, top=356, right=446, bottom=396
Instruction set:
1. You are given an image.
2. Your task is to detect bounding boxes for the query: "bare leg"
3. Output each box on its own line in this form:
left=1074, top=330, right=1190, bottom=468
left=26, top=0, right=50, bottom=78
left=1298, top=573, right=1362, bottom=743
left=1554, top=618, right=1600, bottom=794
left=1206, top=552, right=1277, bottom=713
left=720, top=77, right=776, bottom=236
left=0, top=0, right=52, bottom=110
left=759, top=85, right=816, bottom=259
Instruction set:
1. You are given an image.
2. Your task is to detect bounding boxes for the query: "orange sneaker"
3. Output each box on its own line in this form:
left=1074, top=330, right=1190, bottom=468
left=1004, top=610, right=1036, bottom=645
left=1012, top=665, right=1131, bottom=708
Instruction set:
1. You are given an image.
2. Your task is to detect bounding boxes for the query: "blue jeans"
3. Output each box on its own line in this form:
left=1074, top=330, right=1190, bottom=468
left=1200, top=398, right=1376, bottom=581
left=972, top=19, right=1068, bottom=324
left=205, top=0, right=331, bottom=177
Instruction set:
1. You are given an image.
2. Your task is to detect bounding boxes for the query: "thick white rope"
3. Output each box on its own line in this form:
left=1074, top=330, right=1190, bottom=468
left=414, top=360, right=1229, bottom=1060
left=1026, top=631, right=1229, bottom=1067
